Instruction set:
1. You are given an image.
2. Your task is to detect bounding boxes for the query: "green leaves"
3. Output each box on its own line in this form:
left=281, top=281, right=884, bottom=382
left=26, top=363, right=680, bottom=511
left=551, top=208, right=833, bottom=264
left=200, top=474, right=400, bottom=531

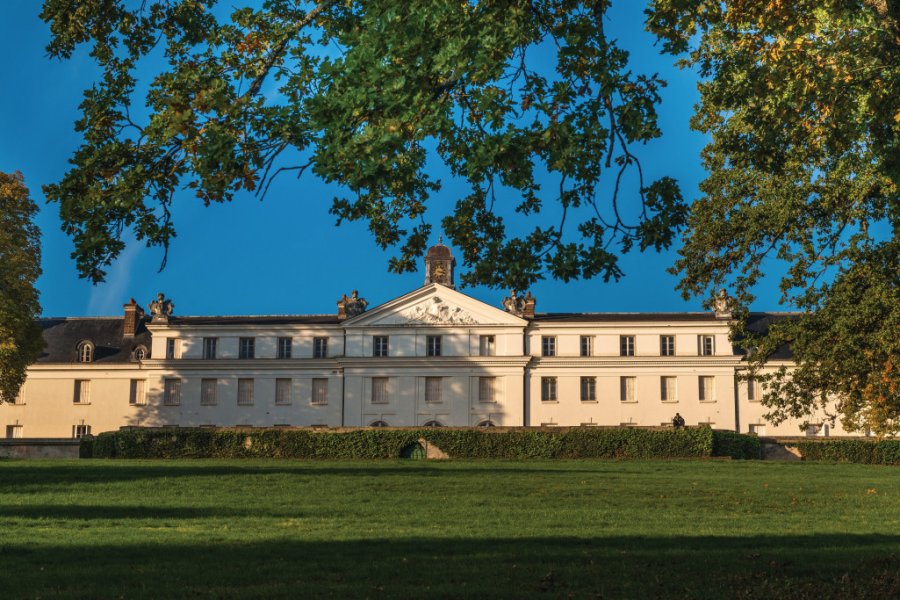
left=0, top=172, right=44, bottom=403
left=42, top=0, right=684, bottom=289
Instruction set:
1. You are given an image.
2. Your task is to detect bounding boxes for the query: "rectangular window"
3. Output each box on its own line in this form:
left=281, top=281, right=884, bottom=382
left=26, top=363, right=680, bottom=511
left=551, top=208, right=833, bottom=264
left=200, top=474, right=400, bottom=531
left=661, top=376, right=677, bottom=402
left=620, top=376, right=636, bottom=402
left=239, top=337, right=255, bottom=359
left=74, top=379, right=90, bottom=404
left=201, top=379, right=217, bottom=406
left=479, top=335, right=496, bottom=356
left=541, top=377, right=557, bottom=402
left=426, top=335, right=442, bottom=357
left=129, top=379, right=145, bottom=406
left=479, top=377, right=496, bottom=403
left=373, top=336, right=389, bottom=357
left=698, top=335, right=715, bottom=356
left=312, top=378, right=328, bottom=405
left=237, top=378, right=254, bottom=405
left=72, top=424, right=91, bottom=439
left=166, top=338, right=177, bottom=359
left=660, top=335, right=675, bottom=356
left=277, top=337, right=292, bottom=359
left=313, top=337, right=328, bottom=358
left=164, top=378, right=182, bottom=405
left=580, top=336, right=593, bottom=357
left=580, top=376, right=597, bottom=402
left=275, top=378, right=292, bottom=405
left=620, top=335, right=635, bottom=356
left=699, top=376, right=715, bottom=401
left=425, top=377, right=442, bottom=403
left=749, top=424, right=767, bottom=436
left=202, top=337, right=217, bottom=360
left=747, top=378, right=757, bottom=401
left=6, top=425, right=23, bottom=439
left=541, top=336, right=556, bottom=357
left=371, top=377, right=389, bottom=404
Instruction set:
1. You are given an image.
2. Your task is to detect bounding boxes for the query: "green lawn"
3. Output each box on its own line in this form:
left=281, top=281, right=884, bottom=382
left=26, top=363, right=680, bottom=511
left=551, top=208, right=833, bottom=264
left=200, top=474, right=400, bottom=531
left=0, top=460, right=897, bottom=599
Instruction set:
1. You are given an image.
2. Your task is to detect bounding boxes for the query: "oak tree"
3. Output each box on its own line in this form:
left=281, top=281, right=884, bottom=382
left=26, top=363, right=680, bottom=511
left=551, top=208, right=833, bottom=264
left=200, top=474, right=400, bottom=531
left=0, top=172, right=44, bottom=404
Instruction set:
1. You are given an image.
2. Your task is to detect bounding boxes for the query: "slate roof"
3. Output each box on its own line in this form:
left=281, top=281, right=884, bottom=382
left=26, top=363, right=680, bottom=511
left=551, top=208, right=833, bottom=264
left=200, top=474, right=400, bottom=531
left=532, top=312, right=718, bottom=323
left=37, top=318, right=152, bottom=363
left=168, top=315, right=341, bottom=326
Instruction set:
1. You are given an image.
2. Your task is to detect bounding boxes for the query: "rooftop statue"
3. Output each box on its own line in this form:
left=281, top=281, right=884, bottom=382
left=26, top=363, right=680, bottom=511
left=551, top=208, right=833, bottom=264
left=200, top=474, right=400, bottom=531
left=148, top=292, right=174, bottom=322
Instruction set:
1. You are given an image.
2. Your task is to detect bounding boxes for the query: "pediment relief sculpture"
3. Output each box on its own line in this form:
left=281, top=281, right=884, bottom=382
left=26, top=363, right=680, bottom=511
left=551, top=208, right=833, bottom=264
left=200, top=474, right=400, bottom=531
left=396, top=297, right=477, bottom=325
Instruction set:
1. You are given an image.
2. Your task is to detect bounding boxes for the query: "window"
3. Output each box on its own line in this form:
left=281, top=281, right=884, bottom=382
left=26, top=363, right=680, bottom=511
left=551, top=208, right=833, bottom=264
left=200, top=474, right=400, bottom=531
left=312, top=378, right=328, bottom=404
left=201, top=379, right=217, bottom=406
left=660, top=335, right=675, bottom=356
left=373, top=336, right=389, bottom=357
left=661, top=376, right=677, bottom=402
left=541, top=336, right=556, bottom=357
left=72, top=424, right=91, bottom=439
left=425, top=377, right=442, bottom=403
left=275, top=378, right=292, bottom=405
left=477, top=420, right=496, bottom=427
left=620, top=376, right=636, bottom=402
left=73, top=379, right=91, bottom=404
left=698, top=335, right=715, bottom=356
left=580, top=336, right=593, bottom=357
left=580, top=376, right=597, bottom=402
left=313, top=337, right=328, bottom=358
left=620, top=336, right=635, bottom=356
left=237, top=378, right=254, bottom=405
left=370, top=420, right=389, bottom=427
left=239, top=337, right=255, bottom=359
left=426, top=335, right=442, bottom=357
left=749, top=424, right=767, bottom=436
left=76, top=341, right=94, bottom=363
left=541, top=377, right=557, bottom=402
left=422, top=420, right=443, bottom=428
left=132, top=345, right=148, bottom=361
left=6, top=425, right=22, bottom=439
left=699, top=376, right=715, bottom=401
left=202, top=337, right=217, bottom=359
left=277, top=337, right=293, bottom=359
left=805, top=424, right=820, bottom=436
left=747, top=378, right=757, bottom=401
left=166, top=338, right=177, bottom=359
left=164, top=378, right=182, bottom=405
left=129, top=379, right=145, bottom=406
left=479, top=377, right=496, bottom=403
left=371, top=377, right=389, bottom=404
left=479, top=335, right=495, bottom=356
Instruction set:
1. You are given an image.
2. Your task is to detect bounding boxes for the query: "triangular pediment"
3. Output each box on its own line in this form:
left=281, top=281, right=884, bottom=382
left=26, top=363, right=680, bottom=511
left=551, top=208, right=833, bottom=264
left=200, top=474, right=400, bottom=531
left=343, top=284, right=527, bottom=327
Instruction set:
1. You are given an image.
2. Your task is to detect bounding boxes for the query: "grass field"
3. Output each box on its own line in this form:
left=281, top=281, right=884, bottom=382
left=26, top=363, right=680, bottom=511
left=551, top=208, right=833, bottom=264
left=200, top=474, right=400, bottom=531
left=0, top=459, right=897, bottom=599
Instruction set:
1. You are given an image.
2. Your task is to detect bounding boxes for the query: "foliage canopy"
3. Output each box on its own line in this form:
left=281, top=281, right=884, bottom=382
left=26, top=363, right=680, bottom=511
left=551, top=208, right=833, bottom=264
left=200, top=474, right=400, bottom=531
left=40, top=0, right=899, bottom=433
left=0, top=172, right=44, bottom=403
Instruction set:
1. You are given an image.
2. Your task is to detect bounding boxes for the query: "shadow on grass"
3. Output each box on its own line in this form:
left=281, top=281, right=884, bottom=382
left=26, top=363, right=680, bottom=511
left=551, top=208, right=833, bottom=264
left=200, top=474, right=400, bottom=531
left=0, top=504, right=299, bottom=521
left=0, top=535, right=897, bottom=599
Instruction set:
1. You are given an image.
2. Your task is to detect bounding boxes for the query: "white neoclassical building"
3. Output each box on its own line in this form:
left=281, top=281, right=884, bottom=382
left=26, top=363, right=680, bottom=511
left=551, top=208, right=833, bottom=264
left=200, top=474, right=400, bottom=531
left=2, top=242, right=852, bottom=439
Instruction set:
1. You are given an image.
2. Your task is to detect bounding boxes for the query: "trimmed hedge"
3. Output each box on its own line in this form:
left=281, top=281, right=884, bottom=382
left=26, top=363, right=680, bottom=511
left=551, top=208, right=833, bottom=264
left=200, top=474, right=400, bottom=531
left=712, top=430, right=762, bottom=460
left=83, top=427, right=760, bottom=460
left=796, top=439, right=900, bottom=465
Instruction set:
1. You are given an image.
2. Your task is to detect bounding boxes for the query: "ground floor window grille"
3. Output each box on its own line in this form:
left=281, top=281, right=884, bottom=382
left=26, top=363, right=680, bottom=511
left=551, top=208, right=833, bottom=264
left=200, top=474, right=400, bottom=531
left=74, top=379, right=91, bottom=404
left=661, top=376, right=677, bottom=402
left=163, top=379, right=181, bottom=405
left=425, top=377, right=442, bottom=403
left=237, top=378, right=254, bottom=405
left=580, top=377, right=597, bottom=402
left=275, top=379, right=292, bottom=405
left=312, top=379, right=328, bottom=405
left=620, top=376, right=636, bottom=402
left=370, top=420, right=389, bottom=427
left=699, top=376, right=715, bottom=402
left=371, top=378, right=389, bottom=404
left=129, top=379, right=145, bottom=405
left=479, top=377, right=496, bottom=403
left=541, top=377, right=557, bottom=402
left=201, top=379, right=217, bottom=406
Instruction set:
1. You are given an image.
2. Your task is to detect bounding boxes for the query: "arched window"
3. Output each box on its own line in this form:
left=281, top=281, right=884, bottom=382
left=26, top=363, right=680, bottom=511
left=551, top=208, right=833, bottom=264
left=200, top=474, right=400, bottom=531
left=76, top=341, right=94, bottom=363
left=476, top=420, right=496, bottom=427
left=422, top=420, right=443, bottom=428
left=132, top=345, right=148, bottom=361
left=370, top=420, right=389, bottom=428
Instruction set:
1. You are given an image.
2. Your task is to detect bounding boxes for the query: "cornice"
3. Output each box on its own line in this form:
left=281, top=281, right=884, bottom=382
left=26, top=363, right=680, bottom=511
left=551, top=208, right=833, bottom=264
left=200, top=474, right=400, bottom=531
left=339, top=356, right=532, bottom=369
left=530, top=356, right=743, bottom=368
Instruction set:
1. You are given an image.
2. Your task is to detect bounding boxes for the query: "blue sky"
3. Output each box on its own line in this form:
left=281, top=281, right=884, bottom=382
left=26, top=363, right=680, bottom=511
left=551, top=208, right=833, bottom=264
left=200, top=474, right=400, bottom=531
left=0, top=1, right=786, bottom=318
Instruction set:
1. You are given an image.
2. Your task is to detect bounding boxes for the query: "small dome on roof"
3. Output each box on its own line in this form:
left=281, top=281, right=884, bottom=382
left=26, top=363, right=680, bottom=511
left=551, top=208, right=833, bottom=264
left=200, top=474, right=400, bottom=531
left=426, top=242, right=452, bottom=259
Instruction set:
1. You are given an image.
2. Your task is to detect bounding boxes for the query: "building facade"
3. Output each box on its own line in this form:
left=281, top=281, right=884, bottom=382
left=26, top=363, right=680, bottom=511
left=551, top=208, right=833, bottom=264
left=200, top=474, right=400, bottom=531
left=2, top=243, right=851, bottom=439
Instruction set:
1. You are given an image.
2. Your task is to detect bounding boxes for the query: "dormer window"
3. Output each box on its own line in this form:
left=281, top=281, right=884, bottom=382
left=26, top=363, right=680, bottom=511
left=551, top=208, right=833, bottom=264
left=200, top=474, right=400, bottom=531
left=132, top=345, right=148, bottom=361
left=76, top=341, right=94, bottom=363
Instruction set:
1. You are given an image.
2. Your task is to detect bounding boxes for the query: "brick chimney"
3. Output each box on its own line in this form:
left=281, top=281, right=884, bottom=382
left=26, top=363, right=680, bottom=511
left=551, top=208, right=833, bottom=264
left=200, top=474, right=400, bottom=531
left=522, top=292, right=536, bottom=319
left=123, top=298, right=144, bottom=337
